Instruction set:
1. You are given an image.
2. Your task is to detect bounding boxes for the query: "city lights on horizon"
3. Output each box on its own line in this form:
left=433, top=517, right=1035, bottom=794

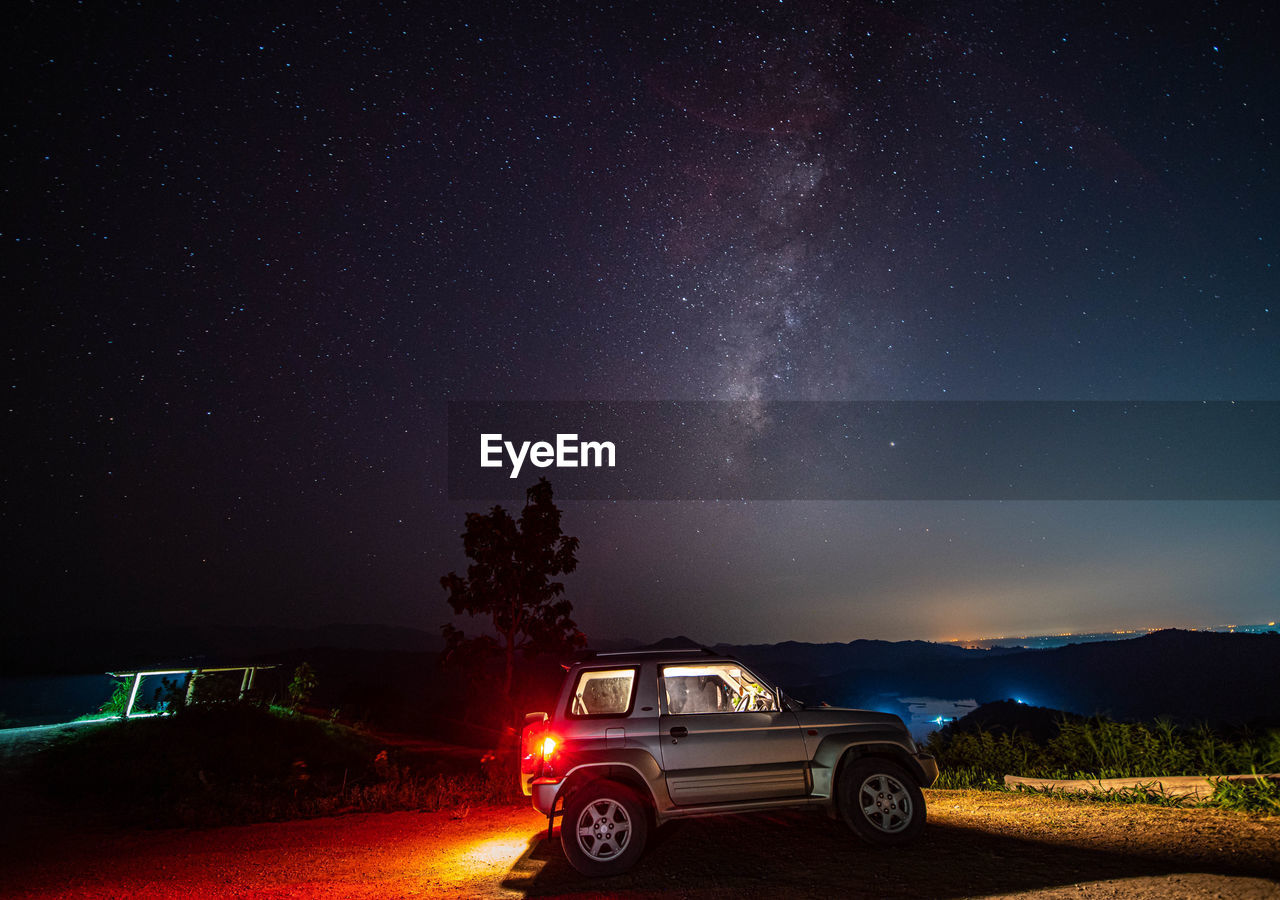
left=937, top=620, right=1277, bottom=648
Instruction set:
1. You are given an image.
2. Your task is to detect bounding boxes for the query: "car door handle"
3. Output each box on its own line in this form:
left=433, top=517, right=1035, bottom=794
left=669, top=726, right=688, bottom=738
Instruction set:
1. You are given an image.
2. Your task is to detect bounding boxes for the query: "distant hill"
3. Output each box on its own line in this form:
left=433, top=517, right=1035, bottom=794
left=940, top=699, right=1086, bottom=743
left=713, top=638, right=1020, bottom=682
left=805, top=630, right=1280, bottom=727
left=640, top=635, right=706, bottom=651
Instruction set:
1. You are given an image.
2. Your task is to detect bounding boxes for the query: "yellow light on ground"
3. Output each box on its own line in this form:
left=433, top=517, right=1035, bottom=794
left=434, top=827, right=540, bottom=881
left=460, top=835, right=532, bottom=868
left=410, top=809, right=551, bottom=897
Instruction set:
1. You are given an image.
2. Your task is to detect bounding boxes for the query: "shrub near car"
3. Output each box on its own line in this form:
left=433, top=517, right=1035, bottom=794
left=521, top=648, right=939, bottom=876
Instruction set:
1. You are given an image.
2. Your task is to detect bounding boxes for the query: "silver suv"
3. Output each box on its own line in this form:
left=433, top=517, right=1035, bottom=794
left=521, top=648, right=939, bottom=876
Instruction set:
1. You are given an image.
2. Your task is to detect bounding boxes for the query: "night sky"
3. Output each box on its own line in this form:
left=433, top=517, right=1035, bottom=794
left=6, top=1, right=1277, bottom=645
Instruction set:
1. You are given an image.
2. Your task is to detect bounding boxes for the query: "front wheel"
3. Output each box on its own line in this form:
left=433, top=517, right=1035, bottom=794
left=838, top=758, right=926, bottom=846
left=560, top=780, right=649, bottom=876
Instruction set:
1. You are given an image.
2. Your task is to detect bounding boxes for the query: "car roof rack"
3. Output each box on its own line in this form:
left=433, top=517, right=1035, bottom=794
left=577, top=646, right=726, bottom=660
left=599, top=647, right=711, bottom=655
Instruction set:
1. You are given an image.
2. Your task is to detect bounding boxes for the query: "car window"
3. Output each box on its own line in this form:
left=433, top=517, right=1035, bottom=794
left=661, top=663, right=778, bottom=714
left=569, top=668, right=637, bottom=717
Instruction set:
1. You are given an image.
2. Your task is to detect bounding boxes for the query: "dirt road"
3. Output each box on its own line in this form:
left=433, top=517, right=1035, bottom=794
left=2, top=791, right=1277, bottom=899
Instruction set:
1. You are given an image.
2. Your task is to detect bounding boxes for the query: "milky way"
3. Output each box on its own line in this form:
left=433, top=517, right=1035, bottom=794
left=5, top=1, right=1277, bottom=643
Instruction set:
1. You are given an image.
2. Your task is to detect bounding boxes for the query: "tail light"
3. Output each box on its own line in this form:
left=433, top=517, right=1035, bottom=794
left=521, top=712, right=550, bottom=775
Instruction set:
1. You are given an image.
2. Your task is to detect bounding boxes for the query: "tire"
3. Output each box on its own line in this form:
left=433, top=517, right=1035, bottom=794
left=838, top=757, right=926, bottom=846
left=560, top=780, right=649, bottom=876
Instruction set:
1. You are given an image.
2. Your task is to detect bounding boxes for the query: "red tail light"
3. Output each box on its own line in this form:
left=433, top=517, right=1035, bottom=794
left=521, top=712, right=551, bottom=775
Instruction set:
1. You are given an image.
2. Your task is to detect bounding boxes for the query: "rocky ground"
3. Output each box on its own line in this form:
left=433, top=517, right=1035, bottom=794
left=3, top=723, right=1277, bottom=898
left=2, top=789, right=1277, bottom=898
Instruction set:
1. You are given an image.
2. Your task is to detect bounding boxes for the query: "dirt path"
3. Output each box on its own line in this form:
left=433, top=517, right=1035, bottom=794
left=2, top=791, right=1277, bottom=899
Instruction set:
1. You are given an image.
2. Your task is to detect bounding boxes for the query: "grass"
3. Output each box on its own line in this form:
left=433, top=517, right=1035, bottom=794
left=36, top=703, right=520, bottom=827
left=998, top=777, right=1280, bottom=814
left=1208, top=775, right=1280, bottom=814
left=927, top=716, right=1280, bottom=814
left=1010, top=782, right=1202, bottom=808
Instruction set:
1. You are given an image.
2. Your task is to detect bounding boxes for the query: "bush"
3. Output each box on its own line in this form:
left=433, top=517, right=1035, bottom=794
left=927, top=713, right=1280, bottom=813
left=35, top=704, right=517, bottom=826
left=99, top=678, right=132, bottom=715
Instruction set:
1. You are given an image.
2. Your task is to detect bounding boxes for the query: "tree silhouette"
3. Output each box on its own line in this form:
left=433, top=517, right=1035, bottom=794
left=440, top=478, right=585, bottom=735
left=288, top=662, right=318, bottom=710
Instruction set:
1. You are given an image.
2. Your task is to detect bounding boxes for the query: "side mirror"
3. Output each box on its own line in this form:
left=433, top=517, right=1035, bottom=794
left=779, top=689, right=803, bottom=712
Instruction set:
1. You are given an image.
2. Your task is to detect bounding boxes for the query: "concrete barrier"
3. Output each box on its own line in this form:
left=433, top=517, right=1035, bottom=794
left=1003, top=773, right=1279, bottom=801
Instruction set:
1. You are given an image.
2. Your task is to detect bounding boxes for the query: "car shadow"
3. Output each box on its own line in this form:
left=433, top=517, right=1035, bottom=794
left=500, top=808, right=1278, bottom=898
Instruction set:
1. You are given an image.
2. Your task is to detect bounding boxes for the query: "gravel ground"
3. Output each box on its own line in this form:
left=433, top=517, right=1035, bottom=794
left=2, top=790, right=1277, bottom=899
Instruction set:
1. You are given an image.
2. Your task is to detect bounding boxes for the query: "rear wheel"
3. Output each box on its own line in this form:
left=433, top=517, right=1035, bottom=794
left=560, top=780, right=649, bottom=876
left=838, top=758, right=926, bottom=845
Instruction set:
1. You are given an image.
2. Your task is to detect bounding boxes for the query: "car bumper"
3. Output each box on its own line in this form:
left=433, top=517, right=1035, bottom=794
left=531, top=777, right=564, bottom=815
left=914, top=751, right=940, bottom=788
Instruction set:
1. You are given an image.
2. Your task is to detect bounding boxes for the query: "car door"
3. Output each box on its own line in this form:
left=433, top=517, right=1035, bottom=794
left=658, top=662, right=809, bottom=806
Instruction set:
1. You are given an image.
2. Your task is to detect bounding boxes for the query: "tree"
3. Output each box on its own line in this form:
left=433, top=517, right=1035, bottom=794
left=440, top=477, right=585, bottom=731
left=288, top=662, right=318, bottom=710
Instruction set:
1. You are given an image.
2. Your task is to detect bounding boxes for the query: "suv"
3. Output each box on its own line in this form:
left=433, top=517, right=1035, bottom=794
left=521, top=648, right=938, bottom=876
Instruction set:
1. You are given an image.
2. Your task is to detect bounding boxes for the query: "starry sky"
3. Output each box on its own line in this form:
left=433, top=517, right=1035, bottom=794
left=5, top=0, right=1277, bottom=644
